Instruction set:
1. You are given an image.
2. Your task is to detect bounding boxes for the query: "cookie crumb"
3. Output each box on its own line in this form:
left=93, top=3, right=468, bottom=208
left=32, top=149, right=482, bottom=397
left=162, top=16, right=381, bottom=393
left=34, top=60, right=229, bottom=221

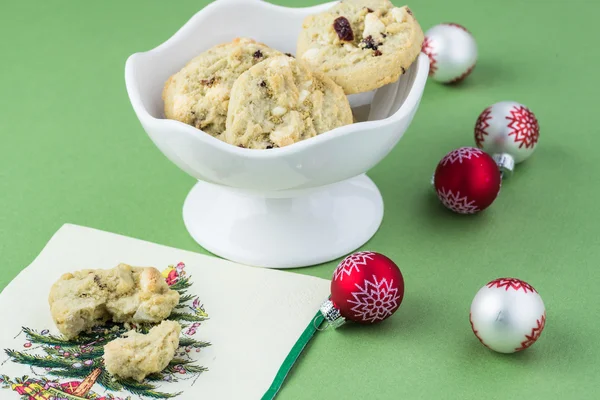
left=333, top=16, right=354, bottom=41
left=253, top=50, right=264, bottom=59
left=269, top=116, right=283, bottom=124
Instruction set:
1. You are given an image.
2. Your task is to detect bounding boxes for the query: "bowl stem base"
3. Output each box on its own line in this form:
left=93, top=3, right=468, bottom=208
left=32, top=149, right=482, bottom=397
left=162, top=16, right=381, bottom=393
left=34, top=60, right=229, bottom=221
left=182, top=174, right=384, bottom=269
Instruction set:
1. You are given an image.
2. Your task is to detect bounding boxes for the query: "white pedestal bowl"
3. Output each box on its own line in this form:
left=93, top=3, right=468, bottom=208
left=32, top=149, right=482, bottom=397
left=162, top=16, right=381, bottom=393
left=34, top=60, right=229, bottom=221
left=125, top=0, right=429, bottom=268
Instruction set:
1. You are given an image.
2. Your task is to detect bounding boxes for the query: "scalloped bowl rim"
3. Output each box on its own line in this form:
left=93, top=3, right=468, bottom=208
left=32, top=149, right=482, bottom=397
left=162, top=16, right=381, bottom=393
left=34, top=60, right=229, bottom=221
left=124, top=0, right=429, bottom=160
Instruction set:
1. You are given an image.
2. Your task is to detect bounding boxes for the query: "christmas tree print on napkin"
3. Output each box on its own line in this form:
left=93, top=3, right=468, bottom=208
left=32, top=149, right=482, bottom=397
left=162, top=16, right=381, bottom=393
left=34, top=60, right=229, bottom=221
left=0, top=262, right=210, bottom=400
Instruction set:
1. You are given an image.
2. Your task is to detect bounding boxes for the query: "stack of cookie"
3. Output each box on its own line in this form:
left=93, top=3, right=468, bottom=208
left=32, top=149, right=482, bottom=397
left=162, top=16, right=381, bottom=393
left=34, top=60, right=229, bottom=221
left=163, top=0, right=424, bottom=150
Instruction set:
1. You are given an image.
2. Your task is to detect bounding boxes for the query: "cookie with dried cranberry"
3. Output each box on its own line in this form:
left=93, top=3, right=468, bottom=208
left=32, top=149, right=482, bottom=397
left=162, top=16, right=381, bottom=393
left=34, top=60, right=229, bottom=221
left=223, top=56, right=352, bottom=149
left=162, top=38, right=284, bottom=136
left=296, top=0, right=424, bottom=94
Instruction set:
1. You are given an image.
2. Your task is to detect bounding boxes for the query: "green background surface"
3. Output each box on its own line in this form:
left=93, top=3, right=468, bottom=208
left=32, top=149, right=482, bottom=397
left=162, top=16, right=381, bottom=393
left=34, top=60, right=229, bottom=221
left=1, top=0, right=598, bottom=398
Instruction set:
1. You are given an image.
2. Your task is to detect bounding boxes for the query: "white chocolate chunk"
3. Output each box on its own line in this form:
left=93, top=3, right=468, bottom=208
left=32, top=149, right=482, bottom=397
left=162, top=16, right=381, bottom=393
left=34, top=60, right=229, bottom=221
left=272, top=106, right=288, bottom=117
left=363, top=13, right=386, bottom=41
left=270, top=58, right=290, bottom=68
left=299, top=90, right=310, bottom=103
left=270, top=112, right=302, bottom=147
left=391, top=7, right=408, bottom=23
left=301, top=48, right=319, bottom=64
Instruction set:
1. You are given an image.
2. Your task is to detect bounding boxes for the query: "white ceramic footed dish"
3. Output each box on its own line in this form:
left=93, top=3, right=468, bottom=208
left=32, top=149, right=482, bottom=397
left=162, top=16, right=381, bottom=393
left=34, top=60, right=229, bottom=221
left=125, top=0, right=429, bottom=268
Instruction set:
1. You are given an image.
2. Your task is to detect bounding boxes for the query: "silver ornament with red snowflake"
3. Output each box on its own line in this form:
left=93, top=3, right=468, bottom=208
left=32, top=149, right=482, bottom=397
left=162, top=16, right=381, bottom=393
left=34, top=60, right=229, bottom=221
left=421, top=23, right=477, bottom=84
left=470, top=277, right=546, bottom=353
left=474, top=101, right=540, bottom=176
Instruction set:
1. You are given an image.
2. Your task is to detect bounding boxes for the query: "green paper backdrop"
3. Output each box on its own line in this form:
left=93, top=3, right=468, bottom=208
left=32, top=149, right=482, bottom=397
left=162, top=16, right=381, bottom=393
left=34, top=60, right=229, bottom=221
left=1, top=0, right=598, bottom=398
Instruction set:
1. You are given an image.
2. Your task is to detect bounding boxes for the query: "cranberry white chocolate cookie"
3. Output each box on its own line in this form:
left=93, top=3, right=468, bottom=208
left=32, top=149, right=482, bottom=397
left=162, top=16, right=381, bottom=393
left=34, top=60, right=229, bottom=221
left=48, top=264, right=179, bottom=339
left=162, top=38, right=284, bottom=136
left=296, top=0, right=424, bottom=94
left=224, top=56, right=352, bottom=149
left=104, top=320, right=181, bottom=382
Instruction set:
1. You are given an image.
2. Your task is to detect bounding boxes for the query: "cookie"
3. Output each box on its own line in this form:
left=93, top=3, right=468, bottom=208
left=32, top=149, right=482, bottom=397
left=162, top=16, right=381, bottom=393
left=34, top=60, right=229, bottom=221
left=48, top=264, right=179, bottom=339
left=162, top=38, right=284, bottom=136
left=224, top=56, right=353, bottom=149
left=104, top=321, right=181, bottom=382
left=296, top=0, right=424, bottom=94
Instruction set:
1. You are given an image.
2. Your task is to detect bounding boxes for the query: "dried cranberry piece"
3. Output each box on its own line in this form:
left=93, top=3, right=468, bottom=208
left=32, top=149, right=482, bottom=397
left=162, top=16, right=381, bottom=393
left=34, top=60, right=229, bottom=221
left=373, top=50, right=382, bottom=57
left=406, top=8, right=413, bottom=15
left=285, top=53, right=295, bottom=58
left=253, top=50, right=264, bottom=59
left=366, top=7, right=374, bottom=13
left=333, top=16, right=354, bottom=41
left=259, top=80, right=267, bottom=87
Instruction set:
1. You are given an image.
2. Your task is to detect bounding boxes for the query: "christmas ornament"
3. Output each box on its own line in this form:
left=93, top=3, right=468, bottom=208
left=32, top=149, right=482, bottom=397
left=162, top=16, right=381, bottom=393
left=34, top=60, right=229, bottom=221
left=421, top=23, right=477, bottom=83
left=475, top=101, right=540, bottom=176
left=433, top=147, right=501, bottom=214
left=470, top=278, right=546, bottom=353
left=320, top=251, right=404, bottom=328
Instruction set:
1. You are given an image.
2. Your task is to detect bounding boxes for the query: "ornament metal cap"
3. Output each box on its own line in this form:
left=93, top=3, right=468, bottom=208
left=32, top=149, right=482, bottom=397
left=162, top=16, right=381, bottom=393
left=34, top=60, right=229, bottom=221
left=492, top=153, right=515, bottom=178
left=319, top=299, right=346, bottom=329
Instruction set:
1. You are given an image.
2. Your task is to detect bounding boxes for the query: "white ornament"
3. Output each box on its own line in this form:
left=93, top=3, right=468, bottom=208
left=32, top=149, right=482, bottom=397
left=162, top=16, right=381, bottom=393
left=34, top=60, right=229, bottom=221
left=421, top=23, right=477, bottom=83
left=475, top=101, right=540, bottom=177
left=470, top=278, right=546, bottom=354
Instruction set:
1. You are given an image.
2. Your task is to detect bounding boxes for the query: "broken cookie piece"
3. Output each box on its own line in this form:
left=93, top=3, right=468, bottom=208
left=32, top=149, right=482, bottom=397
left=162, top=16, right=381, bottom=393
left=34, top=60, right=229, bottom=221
left=104, top=320, right=181, bottom=382
left=48, top=263, right=179, bottom=339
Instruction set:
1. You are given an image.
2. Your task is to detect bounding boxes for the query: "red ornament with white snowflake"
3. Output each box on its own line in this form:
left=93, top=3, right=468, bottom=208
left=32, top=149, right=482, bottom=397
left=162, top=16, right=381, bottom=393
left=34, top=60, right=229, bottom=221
left=421, top=23, right=477, bottom=83
left=470, top=277, right=546, bottom=353
left=320, top=251, right=404, bottom=328
left=474, top=101, right=540, bottom=176
left=433, top=147, right=501, bottom=214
